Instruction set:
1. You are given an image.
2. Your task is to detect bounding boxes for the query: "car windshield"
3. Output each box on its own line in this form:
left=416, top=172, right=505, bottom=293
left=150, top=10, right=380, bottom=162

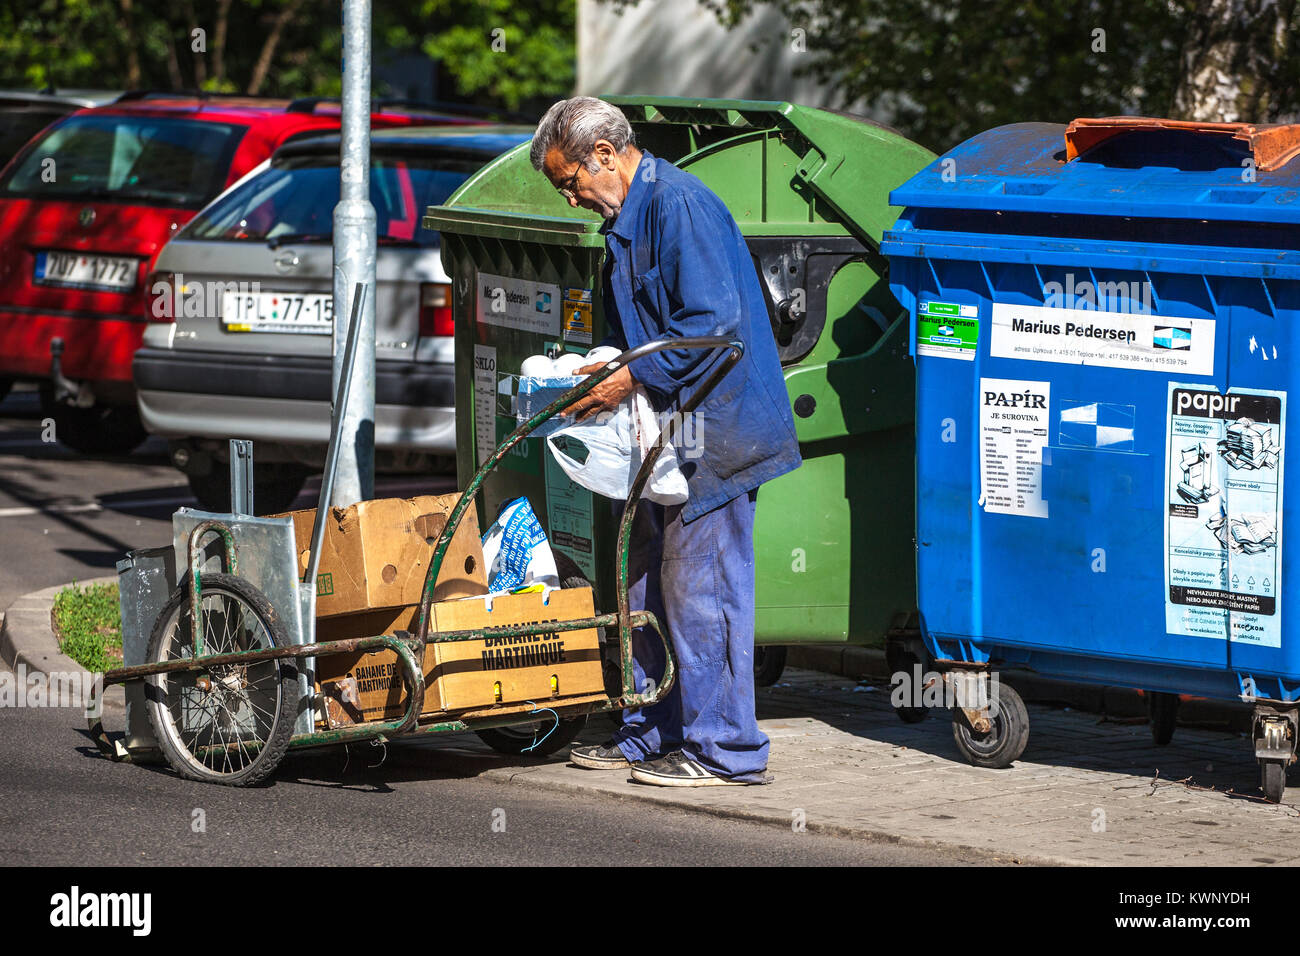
left=180, top=152, right=482, bottom=246
left=0, top=113, right=245, bottom=208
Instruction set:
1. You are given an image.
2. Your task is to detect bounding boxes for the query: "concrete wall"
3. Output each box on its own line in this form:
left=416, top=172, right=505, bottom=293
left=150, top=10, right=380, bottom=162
left=577, top=0, right=871, bottom=114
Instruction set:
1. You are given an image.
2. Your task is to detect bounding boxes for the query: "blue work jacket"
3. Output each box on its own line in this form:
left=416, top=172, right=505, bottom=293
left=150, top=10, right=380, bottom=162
left=600, top=150, right=802, bottom=523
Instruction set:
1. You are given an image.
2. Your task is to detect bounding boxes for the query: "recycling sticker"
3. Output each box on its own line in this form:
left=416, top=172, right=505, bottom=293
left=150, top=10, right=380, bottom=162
left=916, top=300, right=978, bottom=361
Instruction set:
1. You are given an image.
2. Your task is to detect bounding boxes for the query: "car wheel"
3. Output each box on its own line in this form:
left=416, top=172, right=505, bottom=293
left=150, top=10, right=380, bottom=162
left=0, top=378, right=12, bottom=404
left=186, top=463, right=310, bottom=515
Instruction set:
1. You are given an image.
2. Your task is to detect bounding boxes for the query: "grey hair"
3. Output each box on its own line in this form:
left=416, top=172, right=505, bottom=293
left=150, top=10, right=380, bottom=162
left=529, top=96, right=635, bottom=171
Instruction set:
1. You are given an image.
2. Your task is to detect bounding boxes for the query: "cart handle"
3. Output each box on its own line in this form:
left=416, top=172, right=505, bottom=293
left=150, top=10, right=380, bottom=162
left=186, top=520, right=239, bottom=658
left=414, top=335, right=744, bottom=707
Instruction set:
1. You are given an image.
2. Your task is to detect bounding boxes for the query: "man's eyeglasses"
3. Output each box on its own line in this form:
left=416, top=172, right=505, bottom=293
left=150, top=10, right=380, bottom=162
left=556, top=162, right=584, bottom=200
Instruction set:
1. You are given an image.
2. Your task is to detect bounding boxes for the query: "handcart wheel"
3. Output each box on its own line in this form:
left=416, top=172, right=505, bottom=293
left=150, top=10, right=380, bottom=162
left=145, top=573, right=300, bottom=786
left=475, top=714, right=588, bottom=757
left=951, top=681, right=1029, bottom=768
left=1146, top=691, right=1180, bottom=746
left=1260, top=760, right=1287, bottom=804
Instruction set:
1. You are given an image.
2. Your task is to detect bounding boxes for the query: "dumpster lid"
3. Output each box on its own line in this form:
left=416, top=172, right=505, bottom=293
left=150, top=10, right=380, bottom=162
left=1064, top=116, right=1300, bottom=171
left=890, top=117, right=1300, bottom=224
left=427, top=95, right=934, bottom=249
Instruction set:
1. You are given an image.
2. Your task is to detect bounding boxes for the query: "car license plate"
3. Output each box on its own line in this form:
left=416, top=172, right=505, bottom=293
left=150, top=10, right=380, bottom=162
left=34, top=251, right=137, bottom=291
left=221, top=291, right=333, bottom=334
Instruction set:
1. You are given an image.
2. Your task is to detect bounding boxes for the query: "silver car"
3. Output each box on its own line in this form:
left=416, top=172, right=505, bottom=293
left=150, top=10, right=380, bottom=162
left=134, top=125, right=530, bottom=512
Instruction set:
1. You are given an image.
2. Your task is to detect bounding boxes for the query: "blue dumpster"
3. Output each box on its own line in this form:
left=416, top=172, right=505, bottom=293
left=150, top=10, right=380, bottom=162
left=881, top=116, right=1300, bottom=799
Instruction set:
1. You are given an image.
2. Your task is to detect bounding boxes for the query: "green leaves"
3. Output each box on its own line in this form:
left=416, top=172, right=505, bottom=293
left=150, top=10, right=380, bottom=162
left=420, top=0, right=575, bottom=109
left=0, top=0, right=573, bottom=109
left=53, top=581, right=122, bottom=674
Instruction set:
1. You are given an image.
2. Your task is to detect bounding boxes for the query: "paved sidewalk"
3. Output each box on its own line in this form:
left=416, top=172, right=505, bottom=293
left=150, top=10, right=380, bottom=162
left=457, top=668, right=1300, bottom=866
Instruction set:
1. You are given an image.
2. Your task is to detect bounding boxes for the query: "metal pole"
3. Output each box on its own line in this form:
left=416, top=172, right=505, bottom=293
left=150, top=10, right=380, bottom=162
left=331, top=0, right=376, bottom=506
left=228, top=438, right=254, bottom=515
left=307, top=283, right=366, bottom=595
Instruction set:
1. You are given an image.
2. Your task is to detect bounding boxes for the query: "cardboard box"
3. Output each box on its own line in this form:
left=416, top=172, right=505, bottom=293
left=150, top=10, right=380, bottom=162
left=275, top=494, right=487, bottom=618
left=315, top=587, right=605, bottom=726
left=313, top=605, right=420, bottom=644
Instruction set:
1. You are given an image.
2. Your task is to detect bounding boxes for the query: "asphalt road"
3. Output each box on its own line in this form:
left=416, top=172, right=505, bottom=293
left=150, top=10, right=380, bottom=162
left=0, top=384, right=1003, bottom=866
left=0, top=671, right=1007, bottom=866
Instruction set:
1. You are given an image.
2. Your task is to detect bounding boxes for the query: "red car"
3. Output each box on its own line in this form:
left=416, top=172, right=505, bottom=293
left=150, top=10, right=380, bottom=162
left=0, top=93, right=478, bottom=453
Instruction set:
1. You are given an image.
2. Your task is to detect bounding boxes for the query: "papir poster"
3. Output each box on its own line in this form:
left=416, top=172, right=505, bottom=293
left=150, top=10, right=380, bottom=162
left=1164, top=384, right=1285, bottom=647
left=979, top=378, right=1051, bottom=518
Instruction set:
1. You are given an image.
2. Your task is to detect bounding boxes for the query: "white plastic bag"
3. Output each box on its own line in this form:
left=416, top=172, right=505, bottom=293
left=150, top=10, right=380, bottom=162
left=480, top=497, right=560, bottom=593
left=543, top=347, right=689, bottom=505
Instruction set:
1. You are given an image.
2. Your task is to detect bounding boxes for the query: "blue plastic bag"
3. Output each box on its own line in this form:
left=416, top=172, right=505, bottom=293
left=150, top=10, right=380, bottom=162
left=480, top=497, right=560, bottom=593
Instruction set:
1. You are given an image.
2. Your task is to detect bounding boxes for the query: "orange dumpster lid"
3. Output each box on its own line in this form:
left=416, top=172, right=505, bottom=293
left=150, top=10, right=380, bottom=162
left=1064, top=116, right=1300, bottom=171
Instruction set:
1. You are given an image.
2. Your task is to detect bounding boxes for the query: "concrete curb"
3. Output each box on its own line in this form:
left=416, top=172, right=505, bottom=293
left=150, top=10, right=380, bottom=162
left=1, top=577, right=118, bottom=677
left=786, top=645, right=1253, bottom=732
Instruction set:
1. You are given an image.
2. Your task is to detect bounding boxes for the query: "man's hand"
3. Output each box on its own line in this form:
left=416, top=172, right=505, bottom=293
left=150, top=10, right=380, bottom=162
left=565, top=363, right=636, bottom=421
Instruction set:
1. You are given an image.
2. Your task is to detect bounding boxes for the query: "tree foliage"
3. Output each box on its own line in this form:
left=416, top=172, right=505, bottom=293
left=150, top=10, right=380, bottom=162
left=0, top=0, right=575, bottom=109
left=415, top=0, right=575, bottom=111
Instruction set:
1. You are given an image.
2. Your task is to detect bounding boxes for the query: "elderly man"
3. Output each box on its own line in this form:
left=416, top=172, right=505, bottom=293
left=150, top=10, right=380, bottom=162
left=530, top=97, right=801, bottom=786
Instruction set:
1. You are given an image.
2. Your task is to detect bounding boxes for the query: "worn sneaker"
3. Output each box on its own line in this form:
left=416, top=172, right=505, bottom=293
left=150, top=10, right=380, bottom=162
left=629, top=750, right=759, bottom=787
left=570, top=740, right=634, bottom=769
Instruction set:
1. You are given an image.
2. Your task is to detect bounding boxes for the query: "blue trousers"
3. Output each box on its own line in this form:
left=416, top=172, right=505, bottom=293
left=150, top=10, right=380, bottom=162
left=612, top=489, right=769, bottom=782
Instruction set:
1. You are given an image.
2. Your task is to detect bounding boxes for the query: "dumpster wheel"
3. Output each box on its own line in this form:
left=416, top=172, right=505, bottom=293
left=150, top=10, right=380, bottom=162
left=1260, top=760, right=1287, bottom=804
left=1146, top=691, right=1180, bottom=746
left=145, top=573, right=299, bottom=787
left=754, top=645, right=787, bottom=687
left=951, top=682, right=1029, bottom=769
left=1253, top=711, right=1296, bottom=803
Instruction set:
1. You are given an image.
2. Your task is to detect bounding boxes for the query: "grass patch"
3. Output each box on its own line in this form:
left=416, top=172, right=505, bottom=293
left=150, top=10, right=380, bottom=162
left=52, top=582, right=122, bottom=673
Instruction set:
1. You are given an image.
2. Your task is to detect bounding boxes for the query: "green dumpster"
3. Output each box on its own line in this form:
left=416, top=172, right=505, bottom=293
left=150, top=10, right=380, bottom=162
left=423, top=96, right=934, bottom=658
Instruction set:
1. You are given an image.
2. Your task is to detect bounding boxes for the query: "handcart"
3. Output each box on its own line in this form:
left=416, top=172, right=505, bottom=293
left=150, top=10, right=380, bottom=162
left=89, top=282, right=743, bottom=786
